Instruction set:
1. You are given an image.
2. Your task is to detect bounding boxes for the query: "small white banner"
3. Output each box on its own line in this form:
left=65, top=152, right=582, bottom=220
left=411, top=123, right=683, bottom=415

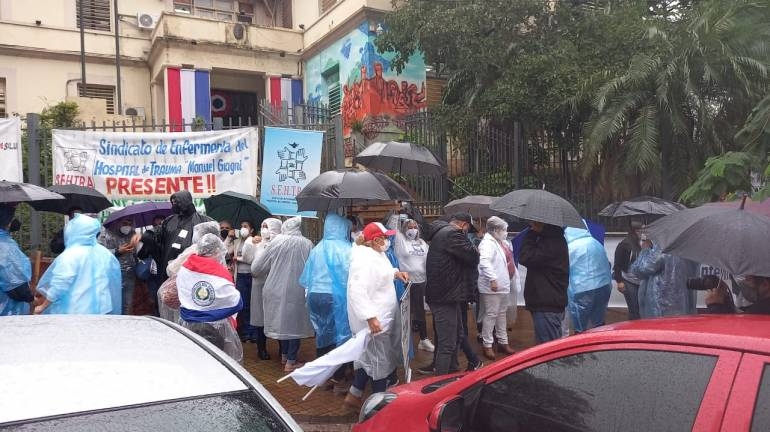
left=0, top=117, right=23, bottom=182
left=51, top=128, right=259, bottom=200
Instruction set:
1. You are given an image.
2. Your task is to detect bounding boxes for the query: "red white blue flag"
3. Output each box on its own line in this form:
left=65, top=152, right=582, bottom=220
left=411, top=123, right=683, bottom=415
left=177, top=254, right=242, bottom=323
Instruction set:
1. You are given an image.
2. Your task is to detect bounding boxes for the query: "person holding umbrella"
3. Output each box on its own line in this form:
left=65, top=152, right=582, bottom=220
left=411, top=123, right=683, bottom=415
left=0, top=204, right=34, bottom=316
left=99, top=217, right=140, bottom=314
left=49, top=207, right=83, bottom=254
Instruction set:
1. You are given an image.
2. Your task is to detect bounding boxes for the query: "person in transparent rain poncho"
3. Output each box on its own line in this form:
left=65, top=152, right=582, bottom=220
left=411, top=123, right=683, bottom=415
left=249, top=217, right=283, bottom=360
left=156, top=221, right=221, bottom=322
left=251, top=216, right=315, bottom=372
left=564, top=225, right=612, bottom=333
left=175, top=232, right=244, bottom=363
left=630, top=237, right=698, bottom=318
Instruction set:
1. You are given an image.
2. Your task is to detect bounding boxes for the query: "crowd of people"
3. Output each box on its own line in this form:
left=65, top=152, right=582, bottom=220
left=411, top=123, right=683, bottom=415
left=2, top=192, right=770, bottom=410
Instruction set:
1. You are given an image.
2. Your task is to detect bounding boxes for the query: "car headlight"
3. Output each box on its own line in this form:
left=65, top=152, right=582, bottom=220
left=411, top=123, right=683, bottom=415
left=359, top=391, right=398, bottom=423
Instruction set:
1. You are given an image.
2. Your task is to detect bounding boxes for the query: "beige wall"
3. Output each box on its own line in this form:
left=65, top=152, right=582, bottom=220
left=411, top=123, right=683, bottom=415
left=302, top=0, right=391, bottom=48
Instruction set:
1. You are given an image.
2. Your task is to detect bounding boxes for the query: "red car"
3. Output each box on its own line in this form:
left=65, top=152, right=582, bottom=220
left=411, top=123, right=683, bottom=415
left=353, top=315, right=770, bottom=432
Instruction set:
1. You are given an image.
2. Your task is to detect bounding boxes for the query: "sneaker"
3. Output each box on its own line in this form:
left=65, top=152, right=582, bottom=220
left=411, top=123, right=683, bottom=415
left=466, top=360, right=483, bottom=372
left=344, top=392, right=363, bottom=409
left=418, top=338, right=435, bottom=352
left=283, top=361, right=305, bottom=372
left=281, top=354, right=288, bottom=365
left=416, top=364, right=435, bottom=375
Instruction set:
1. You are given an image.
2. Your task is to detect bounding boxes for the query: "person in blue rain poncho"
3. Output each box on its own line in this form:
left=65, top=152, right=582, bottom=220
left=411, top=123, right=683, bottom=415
left=0, top=204, right=34, bottom=316
left=35, top=214, right=121, bottom=315
left=564, top=225, right=612, bottom=332
left=630, top=238, right=699, bottom=318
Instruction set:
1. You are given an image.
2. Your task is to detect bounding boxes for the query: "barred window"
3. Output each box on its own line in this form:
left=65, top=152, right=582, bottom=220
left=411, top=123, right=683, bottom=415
left=0, top=78, right=6, bottom=118
left=76, top=0, right=111, bottom=32
left=78, top=83, right=115, bottom=114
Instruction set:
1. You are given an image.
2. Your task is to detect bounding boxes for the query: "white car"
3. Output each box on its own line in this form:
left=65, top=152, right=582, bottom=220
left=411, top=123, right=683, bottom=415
left=0, top=315, right=302, bottom=431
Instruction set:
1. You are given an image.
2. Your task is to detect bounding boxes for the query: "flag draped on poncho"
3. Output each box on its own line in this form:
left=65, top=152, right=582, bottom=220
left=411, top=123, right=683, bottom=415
left=176, top=254, right=242, bottom=323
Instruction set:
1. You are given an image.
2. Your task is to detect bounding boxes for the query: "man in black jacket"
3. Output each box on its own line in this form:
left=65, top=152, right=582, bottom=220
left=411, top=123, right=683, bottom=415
left=425, top=213, right=481, bottom=375
left=519, top=221, right=569, bottom=344
left=612, top=221, right=643, bottom=320
left=137, top=190, right=212, bottom=283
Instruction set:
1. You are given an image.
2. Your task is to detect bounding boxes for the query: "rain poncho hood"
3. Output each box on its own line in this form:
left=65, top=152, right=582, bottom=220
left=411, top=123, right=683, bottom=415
left=171, top=190, right=196, bottom=216
left=299, top=214, right=352, bottom=347
left=0, top=229, right=32, bottom=315
left=249, top=217, right=282, bottom=327
left=630, top=245, right=698, bottom=318
left=252, top=216, right=314, bottom=339
left=37, top=215, right=121, bottom=314
left=564, top=226, right=612, bottom=295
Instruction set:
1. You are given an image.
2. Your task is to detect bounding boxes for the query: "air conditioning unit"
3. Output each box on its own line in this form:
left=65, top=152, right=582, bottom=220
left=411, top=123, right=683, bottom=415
left=137, top=13, right=158, bottom=30
left=225, top=23, right=248, bottom=44
left=124, top=107, right=146, bottom=118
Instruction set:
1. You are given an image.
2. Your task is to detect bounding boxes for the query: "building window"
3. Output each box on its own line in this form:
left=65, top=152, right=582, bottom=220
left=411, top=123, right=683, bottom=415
left=0, top=78, right=6, bottom=118
left=78, top=83, right=116, bottom=114
left=76, top=0, right=111, bottom=32
left=174, top=0, right=249, bottom=23
left=320, top=0, right=338, bottom=13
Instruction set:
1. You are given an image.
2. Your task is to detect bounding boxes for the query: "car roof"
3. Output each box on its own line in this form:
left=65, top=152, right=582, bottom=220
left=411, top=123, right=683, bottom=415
left=0, top=315, right=248, bottom=424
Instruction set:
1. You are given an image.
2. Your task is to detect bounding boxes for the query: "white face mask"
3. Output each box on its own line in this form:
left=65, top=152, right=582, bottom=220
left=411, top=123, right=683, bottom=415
left=406, top=228, right=419, bottom=240
left=383, top=238, right=391, bottom=250
left=260, top=228, right=270, bottom=239
left=240, top=228, right=250, bottom=238
left=120, top=226, right=133, bottom=235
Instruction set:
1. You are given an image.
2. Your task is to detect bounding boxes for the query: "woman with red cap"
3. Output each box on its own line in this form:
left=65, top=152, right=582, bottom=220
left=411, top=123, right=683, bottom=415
left=344, top=222, right=410, bottom=408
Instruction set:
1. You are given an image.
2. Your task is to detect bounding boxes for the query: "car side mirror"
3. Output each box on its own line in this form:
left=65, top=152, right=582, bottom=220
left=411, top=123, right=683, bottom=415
left=428, top=395, right=464, bottom=432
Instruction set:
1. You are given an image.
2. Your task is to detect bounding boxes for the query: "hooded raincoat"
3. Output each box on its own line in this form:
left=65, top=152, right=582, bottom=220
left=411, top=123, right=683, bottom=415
left=251, top=217, right=314, bottom=340
left=564, top=227, right=612, bottom=331
left=0, top=229, right=32, bottom=316
left=249, top=218, right=282, bottom=327
left=37, top=215, right=121, bottom=315
left=630, top=246, right=698, bottom=318
left=299, top=214, right=352, bottom=348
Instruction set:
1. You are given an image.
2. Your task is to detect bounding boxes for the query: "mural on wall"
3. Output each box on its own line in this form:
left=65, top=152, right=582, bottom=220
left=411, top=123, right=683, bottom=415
left=304, top=22, right=427, bottom=135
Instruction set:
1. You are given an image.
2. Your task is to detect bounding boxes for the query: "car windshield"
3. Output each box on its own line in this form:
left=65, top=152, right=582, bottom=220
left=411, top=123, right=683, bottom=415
left=3, top=391, right=292, bottom=432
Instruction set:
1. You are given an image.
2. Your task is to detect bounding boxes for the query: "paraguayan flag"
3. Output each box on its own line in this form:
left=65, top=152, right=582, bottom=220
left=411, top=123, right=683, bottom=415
left=176, top=254, right=243, bottom=323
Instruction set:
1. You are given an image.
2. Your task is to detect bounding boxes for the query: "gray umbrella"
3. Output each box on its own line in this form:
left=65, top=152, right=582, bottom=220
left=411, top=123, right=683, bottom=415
left=490, top=189, right=584, bottom=228
left=646, top=199, right=770, bottom=277
left=598, top=195, right=687, bottom=218
left=353, top=141, right=445, bottom=176
left=29, top=185, right=112, bottom=214
left=444, top=195, right=500, bottom=219
left=296, top=169, right=413, bottom=212
left=0, top=180, right=65, bottom=203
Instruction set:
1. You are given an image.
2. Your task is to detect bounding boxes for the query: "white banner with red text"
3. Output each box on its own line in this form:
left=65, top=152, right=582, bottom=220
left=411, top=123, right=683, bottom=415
left=0, top=117, right=23, bottom=182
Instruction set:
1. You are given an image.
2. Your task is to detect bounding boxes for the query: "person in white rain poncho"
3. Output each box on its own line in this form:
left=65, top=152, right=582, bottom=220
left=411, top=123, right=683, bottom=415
left=344, top=222, right=410, bottom=409
left=252, top=216, right=314, bottom=372
left=249, top=217, right=283, bottom=360
left=176, top=232, right=243, bottom=363
left=393, top=217, right=433, bottom=352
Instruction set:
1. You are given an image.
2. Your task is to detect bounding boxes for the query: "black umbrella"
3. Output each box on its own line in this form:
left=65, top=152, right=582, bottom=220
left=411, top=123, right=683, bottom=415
left=296, top=169, right=413, bottom=212
left=598, top=195, right=687, bottom=218
left=353, top=141, right=445, bottom=176
left=204, top=191, right=272, bottom=226
left=646, top=198, right=770, bottom=277
left=444, top=195, right=500, bottom=219
left=28, top=184, right=112, bottom=214
left=0, top=180, right=65, bottom=203
left=490, top=189, right=584, bottom=229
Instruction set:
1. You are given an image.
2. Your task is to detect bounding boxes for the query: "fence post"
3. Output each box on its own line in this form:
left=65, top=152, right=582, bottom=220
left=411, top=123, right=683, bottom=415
left=334, top=115, right=344, bottom=169
left=26, top=113, right=42, bottom=250
left=513, top=121, right=523, bottom=188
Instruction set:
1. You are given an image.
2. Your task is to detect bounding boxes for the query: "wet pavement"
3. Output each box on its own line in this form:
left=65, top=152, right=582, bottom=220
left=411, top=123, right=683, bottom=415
left=241, top=307, right=630, bottom=431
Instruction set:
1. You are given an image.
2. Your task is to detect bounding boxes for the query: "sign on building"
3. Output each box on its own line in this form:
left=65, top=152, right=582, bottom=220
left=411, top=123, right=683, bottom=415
left=259, top=127, right=324, bottom=217
left=51, top=128, right=259, bottom=200
left=0, top=117, right=23, bottom=182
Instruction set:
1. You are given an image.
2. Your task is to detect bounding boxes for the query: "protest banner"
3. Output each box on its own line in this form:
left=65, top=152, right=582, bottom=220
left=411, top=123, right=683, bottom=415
left=259, top=127, right=324, bottom=217
left=0, top=117, right=23, bottom=182
left=51, top=128, right=259, bottom=200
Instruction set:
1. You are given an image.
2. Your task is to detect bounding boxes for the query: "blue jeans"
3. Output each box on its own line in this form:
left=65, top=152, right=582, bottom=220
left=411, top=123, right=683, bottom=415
left=235, top=273, right=254, bottom=337
left=351, top=368, right=397, bottom=396
left=569, top=285, right=611, bottom=333
left=279, top=339, right=300, bottom=362
left=532, top=311, right=565, bottom=344
left=121, top=271, right=136, bottom=315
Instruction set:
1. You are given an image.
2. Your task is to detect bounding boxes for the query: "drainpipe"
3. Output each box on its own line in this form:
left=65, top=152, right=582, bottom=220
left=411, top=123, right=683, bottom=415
left=79, top=0, right=86, bottom=89
left=114, top=0, right=123, bottom=114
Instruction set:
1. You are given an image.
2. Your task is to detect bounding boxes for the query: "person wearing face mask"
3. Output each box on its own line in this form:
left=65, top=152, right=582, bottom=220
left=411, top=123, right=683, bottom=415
left=612, top=220, right=644, bottom=320
left=0, top=204, right=35, bottom=316
left=99, top=217, right=140, bottom=314
left=347, top=215, right=364, bottom=244
left=393, top=218, right=433, bottom=352
left=707, top=275, right=770, bottom=314
left=423, top=213, right=482, bottom=376
left=251, top=217, right=314, bottom=371
left=137, top=190, right=213, bottom=285
left=477, top=216, right=517, bottom=359
left=232, top=220, right=257, bottom=341
left=630, top=238, right=698, bottom=318
left=249, top=218, right=282, bottom=359
left=344, top=222, right=410, bottom=409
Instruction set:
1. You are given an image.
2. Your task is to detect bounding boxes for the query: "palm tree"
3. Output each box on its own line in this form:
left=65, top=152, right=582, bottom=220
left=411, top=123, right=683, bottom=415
left=582, top=0, right=770, bottom=200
